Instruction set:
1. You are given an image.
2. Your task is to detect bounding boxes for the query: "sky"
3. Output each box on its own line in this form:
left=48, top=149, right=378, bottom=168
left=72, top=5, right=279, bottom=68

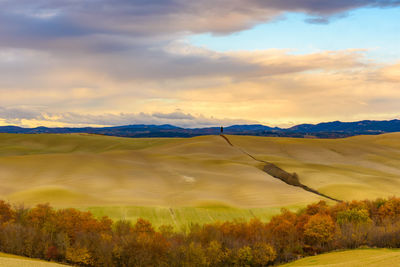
left=0, top=0, right=399, bottom=128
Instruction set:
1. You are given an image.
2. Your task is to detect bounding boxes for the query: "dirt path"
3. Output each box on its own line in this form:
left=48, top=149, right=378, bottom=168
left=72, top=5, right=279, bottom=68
left=220, top=135, right=341, bottom=202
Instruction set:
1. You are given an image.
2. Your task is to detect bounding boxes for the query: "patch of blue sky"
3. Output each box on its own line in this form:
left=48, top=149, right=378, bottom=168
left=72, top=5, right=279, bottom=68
left=189, top=7, right=400, bottom=63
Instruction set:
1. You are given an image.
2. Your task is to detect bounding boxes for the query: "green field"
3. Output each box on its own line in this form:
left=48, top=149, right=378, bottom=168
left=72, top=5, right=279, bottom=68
left=84, top=204, right=302, bottom=230
left=1, top=133, right=400, bottom=227
left=0, top=252, right=68, bottom=266
left=280, top=248, right=400, bottom=267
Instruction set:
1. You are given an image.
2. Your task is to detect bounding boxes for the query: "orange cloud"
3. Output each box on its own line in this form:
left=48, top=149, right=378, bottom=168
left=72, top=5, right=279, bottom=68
left=0, top=45, right=399, bottom=127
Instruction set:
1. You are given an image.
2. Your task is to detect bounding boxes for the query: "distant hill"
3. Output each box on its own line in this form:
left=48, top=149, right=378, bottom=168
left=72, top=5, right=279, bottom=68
left=1, top=119, right=400, bottom=138
left=288, top=120, right=400, bottom=134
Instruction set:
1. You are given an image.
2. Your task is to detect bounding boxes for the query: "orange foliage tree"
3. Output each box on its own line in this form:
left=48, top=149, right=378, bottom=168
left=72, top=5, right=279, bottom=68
left=1, top=198, right=400, bottom=266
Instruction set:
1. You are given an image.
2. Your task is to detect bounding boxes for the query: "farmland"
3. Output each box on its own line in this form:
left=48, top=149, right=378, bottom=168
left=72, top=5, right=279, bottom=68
left=280, top=249, right=400, bottom=267
left=229, top=133, right=400, bottom=201
left=0, top=252, right=68, bottom=267
left=84, top=204, right=302, bottom=230
left=1, top=133, right=400, bottom=227
left=0, top=133, right=322, bottom=208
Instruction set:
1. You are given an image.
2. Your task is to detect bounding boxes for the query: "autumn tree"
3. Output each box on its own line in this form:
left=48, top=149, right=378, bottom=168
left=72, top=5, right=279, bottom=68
left=251, top=243, right=276, bottom=266
left=0, top=200, right=14, bottom=224
left=304, top=214, right=335, bottom=252
left=205, top=240, right=230, bottom=266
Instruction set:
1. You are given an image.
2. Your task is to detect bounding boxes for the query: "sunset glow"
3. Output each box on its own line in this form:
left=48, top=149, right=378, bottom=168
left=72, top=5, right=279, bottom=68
left=0, top=1, right=399, bottom=128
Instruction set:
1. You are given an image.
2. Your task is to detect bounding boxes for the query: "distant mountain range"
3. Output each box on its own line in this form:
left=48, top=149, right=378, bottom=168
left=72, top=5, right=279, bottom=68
left=1, top=119, right=400, bottom=138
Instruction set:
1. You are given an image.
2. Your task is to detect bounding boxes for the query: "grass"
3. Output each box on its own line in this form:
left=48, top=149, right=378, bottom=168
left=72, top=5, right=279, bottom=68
left=1, top=132, right=400, bottom=227
left=0, top=133, right=180, bottom=156
left=0, top=252, right=68, bottom=266
left=279, top=248, right=400, bottom=267
left=83, top=204, right=303, bottom=230
left=2, top=133, right=400, bottom=266
left=229, top=133, right=400, bottom=201
left=0, top=133, right=322, bottom=208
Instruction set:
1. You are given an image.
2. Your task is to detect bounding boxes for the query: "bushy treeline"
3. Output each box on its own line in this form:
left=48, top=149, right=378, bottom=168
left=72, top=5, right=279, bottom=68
left=2, top=198, right=400, bottom=266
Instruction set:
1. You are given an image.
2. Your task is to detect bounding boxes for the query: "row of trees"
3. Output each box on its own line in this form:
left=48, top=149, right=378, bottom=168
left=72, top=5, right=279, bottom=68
left=2, top=197, right=400, bottom=266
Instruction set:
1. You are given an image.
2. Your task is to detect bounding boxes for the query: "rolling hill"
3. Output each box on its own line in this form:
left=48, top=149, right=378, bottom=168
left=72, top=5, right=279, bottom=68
left=1, top=132, right=400, bottom=227
left=280, top=249, right=400, bottom=267
left=0, top=133, right=321, bottom=208
left=0, top=252, right=68, bottom=267
left=228, top=133, right=400, bottom=201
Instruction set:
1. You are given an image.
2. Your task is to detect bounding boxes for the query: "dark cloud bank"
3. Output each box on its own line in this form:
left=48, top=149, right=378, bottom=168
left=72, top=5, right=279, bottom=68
left=1, top=0, right=399, bottom=41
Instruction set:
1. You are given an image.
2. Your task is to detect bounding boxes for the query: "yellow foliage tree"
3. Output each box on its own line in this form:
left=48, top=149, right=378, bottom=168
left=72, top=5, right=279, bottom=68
left=66, top=246, right=93, bottom=266
left=252, top=243, right=276, bottom=266
left=304, top=214, right=335, bottom=250
left=234, top=246, right=253, bottom=267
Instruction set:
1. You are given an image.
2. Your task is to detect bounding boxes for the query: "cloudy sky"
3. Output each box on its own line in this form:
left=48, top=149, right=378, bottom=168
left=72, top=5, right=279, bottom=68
left=0, top=0, right=399, bottom=128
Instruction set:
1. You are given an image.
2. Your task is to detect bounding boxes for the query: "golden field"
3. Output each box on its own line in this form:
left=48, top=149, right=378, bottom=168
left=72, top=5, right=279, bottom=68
left=229, top=133, right=400, bottom=201
left=1, top=133, right=400, bottom=227
left=280, top=249, right=400, bottom=267
left=0, top=252, right=68, bottom=267
left=0, top=133, right=322, bottom=207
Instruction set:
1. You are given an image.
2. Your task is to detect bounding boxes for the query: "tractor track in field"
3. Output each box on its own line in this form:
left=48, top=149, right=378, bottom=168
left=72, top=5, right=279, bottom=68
left=220, top=135, right=341, bottom=202
left=169, top=208, right=179, bottom=228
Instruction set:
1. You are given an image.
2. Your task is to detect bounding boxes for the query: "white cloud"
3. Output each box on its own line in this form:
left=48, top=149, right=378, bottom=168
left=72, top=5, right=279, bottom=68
left=0, top=107, right=256, bottom=128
